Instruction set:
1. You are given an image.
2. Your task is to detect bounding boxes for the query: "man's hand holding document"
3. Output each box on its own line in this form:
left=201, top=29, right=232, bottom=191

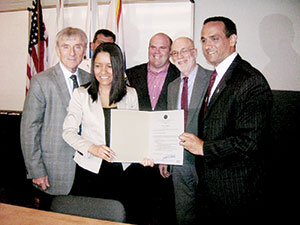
left=110, top=110, right=184, bottom=165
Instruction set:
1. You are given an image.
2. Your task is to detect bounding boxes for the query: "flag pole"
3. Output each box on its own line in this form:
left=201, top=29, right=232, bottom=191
left=37, top=0, right=41, bottom=73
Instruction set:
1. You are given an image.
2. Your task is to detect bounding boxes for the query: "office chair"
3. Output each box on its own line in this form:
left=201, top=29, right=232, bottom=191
left=50, top=195, right=126, bottom=222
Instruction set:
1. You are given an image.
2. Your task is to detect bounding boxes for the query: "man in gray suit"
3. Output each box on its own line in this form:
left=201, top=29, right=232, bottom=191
left=159, top=37, right=211, bottom=225
left=20, top=27, right=92, bottom=209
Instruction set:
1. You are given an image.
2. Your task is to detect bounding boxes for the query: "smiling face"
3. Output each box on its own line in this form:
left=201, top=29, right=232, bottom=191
left=94, top=52, right=113, bottom=88
left=148, top=33, right=171, bottom=73
left=170, top=37, right=197, bottom=77
left=56, top=34, right=86, bottom=73
left=201, top=21, right=237, bottom=67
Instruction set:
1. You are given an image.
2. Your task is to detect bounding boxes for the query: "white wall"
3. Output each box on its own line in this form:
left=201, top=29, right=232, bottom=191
left=0, top=11, right=28, bottom=111
left=43, top=2, right=193, bottom=68
left=0, top=1, right=193, bottom=111
left=194, top=0, right=300, bottom=91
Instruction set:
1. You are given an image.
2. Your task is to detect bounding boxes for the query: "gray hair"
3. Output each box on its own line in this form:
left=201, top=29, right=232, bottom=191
left=56, top=27, right=88, bottom=48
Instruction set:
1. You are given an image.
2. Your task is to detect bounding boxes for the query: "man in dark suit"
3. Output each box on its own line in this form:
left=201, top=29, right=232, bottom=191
left=21, top=27, right=92, bottom=209
left=125, top=33, right=180, bottom=224
left=180, top=16, right=272, bottom=216
left=126, top=32, right=180, bottom=111
left=159, top=37, right=210, bottom=224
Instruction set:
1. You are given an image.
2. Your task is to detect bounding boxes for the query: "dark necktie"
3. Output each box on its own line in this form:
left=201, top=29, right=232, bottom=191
left=203, top=70, right=217, bottom=115
left=181, top=76, right=189, bottom=130
left=70, top=74, right=79, bottom=91
left=70, top=75, right=81, bottom=134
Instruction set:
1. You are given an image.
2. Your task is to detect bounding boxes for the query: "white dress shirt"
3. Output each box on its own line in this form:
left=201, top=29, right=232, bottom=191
left=59, top=62, right=80, bottom=96
left=208, top=52, right=238, bottom=103
left=176, top=65, right=198, bottom=109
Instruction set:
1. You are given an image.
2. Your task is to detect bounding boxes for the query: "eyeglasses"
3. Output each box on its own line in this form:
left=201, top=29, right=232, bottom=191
left=170, top=48, right=194, bottom=58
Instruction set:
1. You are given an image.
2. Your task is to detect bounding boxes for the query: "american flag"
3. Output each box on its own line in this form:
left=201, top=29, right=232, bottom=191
left=26, top=0, right=48, bottom=94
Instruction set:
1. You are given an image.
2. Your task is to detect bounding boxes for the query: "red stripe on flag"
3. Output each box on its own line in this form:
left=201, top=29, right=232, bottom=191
left=26, top=0, right=48, bottom=94
left=31, top=47, right=39, bottom=73
left=38, top=41, right=45, bottom=72
left=116, top=0, right=122, bottom=31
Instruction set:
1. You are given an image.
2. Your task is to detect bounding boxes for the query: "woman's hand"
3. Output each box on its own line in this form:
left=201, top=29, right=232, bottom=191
left=88, top=144, right=116, bottom=162
left=141, top=158, right=154, bottom=167
left=159, top=164, right=170, bottom=178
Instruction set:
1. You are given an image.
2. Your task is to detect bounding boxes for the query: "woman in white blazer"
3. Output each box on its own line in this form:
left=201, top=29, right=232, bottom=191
left=63, top=43, right=153, bottom=201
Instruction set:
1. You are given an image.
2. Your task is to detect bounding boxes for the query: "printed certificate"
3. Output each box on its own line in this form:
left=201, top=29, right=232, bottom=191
left=110, top=110, right=184, bottom=165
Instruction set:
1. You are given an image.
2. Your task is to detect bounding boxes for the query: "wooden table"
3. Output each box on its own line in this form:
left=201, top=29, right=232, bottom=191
left=0, top=203, right=130, bottom=225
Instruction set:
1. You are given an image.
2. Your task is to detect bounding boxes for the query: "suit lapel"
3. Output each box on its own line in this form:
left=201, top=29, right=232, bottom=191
left=78, top=68, right=92, bottom=86
left=169, top=78, right=181, bottom=110
left=188, top=65, right=211, bottom=126
left=50, top=65, right=91, bottom=109
left=140, top=65, right=153, bottom=109
left=135, top=64, right=152, bottom=109
left=155, top=63, right=178, bottom=110
left=52, top=63, right=71, bottom=108
left=206, top=55, right=241, bottom=114
left=142, top=64, right=151, bottom=102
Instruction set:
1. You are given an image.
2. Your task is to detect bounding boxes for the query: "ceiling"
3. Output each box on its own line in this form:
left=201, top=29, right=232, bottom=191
left=0, top=0, right=189, bottom=12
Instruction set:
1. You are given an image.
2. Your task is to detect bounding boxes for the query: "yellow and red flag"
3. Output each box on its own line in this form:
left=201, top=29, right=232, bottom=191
left=106, top=0, right=125, bottom=65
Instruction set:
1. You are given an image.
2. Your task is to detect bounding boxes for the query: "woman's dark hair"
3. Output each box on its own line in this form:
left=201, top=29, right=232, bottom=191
left=204, top=16, right=237, bottom=38
left=86, top=42, right=127, bottom=105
